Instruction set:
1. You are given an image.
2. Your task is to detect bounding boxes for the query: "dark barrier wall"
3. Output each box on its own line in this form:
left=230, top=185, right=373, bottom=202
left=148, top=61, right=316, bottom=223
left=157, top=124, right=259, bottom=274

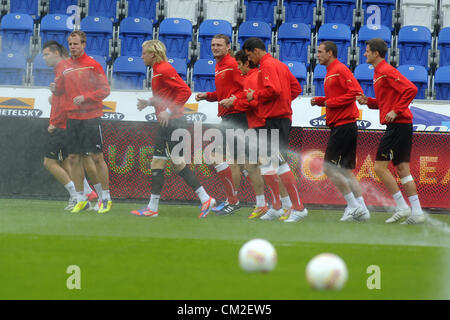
left=1, top=119, right=449, bottom=210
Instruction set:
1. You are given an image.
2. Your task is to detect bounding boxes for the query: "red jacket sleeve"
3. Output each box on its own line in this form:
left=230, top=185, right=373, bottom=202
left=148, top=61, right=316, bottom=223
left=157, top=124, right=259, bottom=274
left=314, top=96, right=326, bottom=106
left=386, top=73, right=418, bottom=115
left=253, top=63, right=281, bottom=103
left=289, top=72, right=302, bottom=100
left=325, top=70, right=363, bottom=108
left=83, top=64, right=110, bottom=102
left=367, top=97, right=379, bottom=109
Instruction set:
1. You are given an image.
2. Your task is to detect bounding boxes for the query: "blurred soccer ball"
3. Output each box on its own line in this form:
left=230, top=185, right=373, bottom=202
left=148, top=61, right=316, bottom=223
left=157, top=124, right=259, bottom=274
left=305, top=253, right=348, bottom=290
left=239, top=239, right=277, bottom=272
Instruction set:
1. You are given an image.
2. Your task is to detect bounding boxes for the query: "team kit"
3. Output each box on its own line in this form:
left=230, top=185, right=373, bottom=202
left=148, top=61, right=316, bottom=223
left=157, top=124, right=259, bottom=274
left=42, top=31, right=425, bottom=225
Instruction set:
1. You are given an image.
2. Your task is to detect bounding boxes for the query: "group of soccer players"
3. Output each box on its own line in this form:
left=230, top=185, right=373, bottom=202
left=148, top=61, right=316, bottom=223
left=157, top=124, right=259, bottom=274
left=43, top=31, right=425, bottom=225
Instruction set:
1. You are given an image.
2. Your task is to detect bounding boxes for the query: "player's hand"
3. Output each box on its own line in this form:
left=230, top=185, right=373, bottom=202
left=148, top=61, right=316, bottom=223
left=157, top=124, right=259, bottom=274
left=310, top=97, right=316, bottom=106
left=195, top=93, right=207, bottom=101
left=356, top=94, right=368, bottom=105
left=246, top=88, right=255, bottom=102
left=48, top=124, right=56, bottom=133
left=158, top=111, right=170, bottom=127
left=219, top=96, right=235, bottom=108
left=49, top=82, right=56, bottom=93
left=73, top=96, right=85, bottom=105
left=137, top=98, right=150, bottom=111
left=385, top=110, right=397, bottom=123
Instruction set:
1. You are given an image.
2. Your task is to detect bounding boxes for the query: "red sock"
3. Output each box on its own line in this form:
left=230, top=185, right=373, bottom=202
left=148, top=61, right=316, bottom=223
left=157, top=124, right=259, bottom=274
left=279, top=171, right=304, bottom=211
left=263, top=174, right=282, bottom=210
left=216, top=166, right=238, bottom=204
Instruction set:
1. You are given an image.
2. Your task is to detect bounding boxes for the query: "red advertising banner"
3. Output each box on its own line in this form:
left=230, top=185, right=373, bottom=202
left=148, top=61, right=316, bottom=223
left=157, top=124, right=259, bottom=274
left=103, top=122, right=450, bottom=210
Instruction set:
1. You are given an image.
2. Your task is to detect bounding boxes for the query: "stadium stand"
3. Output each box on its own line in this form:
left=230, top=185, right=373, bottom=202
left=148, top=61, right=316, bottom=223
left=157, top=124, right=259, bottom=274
left=282, top=60, right=306, bottom=95
left=312, top=64, right=326, bottom=96
left=237, top=20, right=272, bottom=51
left=400, top=0, right=437, bottom=30
left=192, top=58, right=215, bottom=92
left=123, top=0, right=160, bottom=24
left=48, top=0, right=79, bottom=15
left=197, top=19, right=233, bottom=59
left=158, top=18, right=193, bottom=63
left=397, top=64, right=429, bottom=99
left=6, top=0, right=42, bottom=20
left=280, top=0, right=316, bottom=28
left=433, top=66, right=450, bottom=99
left=0, top=13, right=34, bottom=57
left=354, top=63, right=375, bottom=97
left=39, top=14, right=72, bottom=51
left=30, top=52, right=53, bottom=86
left=317, top=23, right=352, bottom=65
left=242, top=0, right=279, bottom=27
left=118, top=16, right=153, bottom=57
left=89, top=54, right=107, bottom=73
left=437, top=27, right=450, bottom=67
left=361, top=0, right=396, bottom=30
left=321, top=0, right=357, bottom=27
left=397, top=25, right=432, bottom=69
left=443, top=0, right=450, bottom=28
left=357, top=24, right=392, bottom=64
left=168, top=57, right=187, bottom=81
left=80, top=16, right=113, bottom=61
left=0, top=51, right=27, bottom=85
left=112, top=55, right=147, bottom=90
left=277, top=22, right=311, bottom=65
left=85, top=0, right=121, bottom=23
left=202, top=0, right=241, bottom=26
left=163, top=0, right=200, bottom=26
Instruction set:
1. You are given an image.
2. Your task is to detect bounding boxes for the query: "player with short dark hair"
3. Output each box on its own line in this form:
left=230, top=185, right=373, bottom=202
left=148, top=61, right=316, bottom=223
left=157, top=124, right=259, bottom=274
left=311, top=41, right=370, bottom=222
left=357, top=38, right=425, bottom=224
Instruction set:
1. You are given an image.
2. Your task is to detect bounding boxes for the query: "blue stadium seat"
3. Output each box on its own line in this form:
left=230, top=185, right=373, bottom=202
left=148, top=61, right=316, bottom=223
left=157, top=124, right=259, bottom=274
left=48, top=0, right=79, bottom=15
left=282, top=61, right=306, bottom=95
left=192, top=58, right=216, bottom=92
left=238, top=21, right=272, bottom=51
left=243, top=0, right=278, bottom=27
left=158, top=18, right=193, bottom=63
left=86, top=0, right=120, bottom=23
left=397, top=64, right=428, bottom=99
left=112, top=55, right=147, bottom=90
left=397, top=26, right=432, bottom=69
left=354, top=63, right=375, bottom=98
left=282, top=0, right=316, bottom=28
left=8, top=0, right=41, bottom=20
left=312, top=64, right=326, bottom=96
left=0, top=52, right=27, bottom=85
left=322, top=0, right=356, bottom=27
left=434, top=66, right=450, bottom=100
left=89, top=54, right=107, bottom=73
left=0, top=13, right=34, bottom=57
left=197, top=19, right=233, bottom=59
left=124, top=0, right=160, bottom=24
left=168, top=57, right=187, bottom=80
left=361, top=0, right=396, bottom=30
left=31, top=53, right=53, bottom=86
left=39, top=14, right=72, bottom=50
left=317, top=23, right=352, bottom=65
left=277, top=22, right=310, bottom=65
left=118, top=17, right=153, bottom=57
left=81, top=16, right=113, bottom=61
left=357, top=25, right=391, bottom=64
left=437, top=27, right=450, bottom=67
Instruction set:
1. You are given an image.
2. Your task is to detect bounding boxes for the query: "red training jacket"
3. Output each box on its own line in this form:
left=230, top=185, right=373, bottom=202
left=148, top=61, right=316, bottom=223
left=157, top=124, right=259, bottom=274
left=206, top=53, right=244, bottom=117
left=313, top=59, right=362, bottom=128
left=49, top=59, right=71, bottom=129
left=252, top=53, right=301, bottom=120
left=367, top=60, right=416, bottom=124
left=150, top=61, right=191, bottom=119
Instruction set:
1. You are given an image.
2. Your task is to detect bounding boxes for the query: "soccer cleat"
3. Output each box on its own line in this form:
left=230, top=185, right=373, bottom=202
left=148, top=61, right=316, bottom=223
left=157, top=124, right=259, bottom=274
left=198, top=197, right=216, bottom=218
left=248, top=205, right=269, bottom=219
left=70, top=200, right=90, bottom=213
left=211, top=201, right=226, bottom=212
left=64, top=196, right=77, bottom=211
left=97, top=200, right=112, bottom=214
left=385, top=207, right=411, bottom=224
left=401, top=214, right=425, bottom=225
left=216, top=202, right=241, bottom=216
left=278, top=208, right=292, bottom=221
left=86, top=190, right=98, bottom=202
left=284, top=208, right=308, bottom=222
left=260, top=207, right=284, bottom=220
left=339, top=206, right=365, bottom=222
left=355, top=208, right=371, bottom=221
left=131, top=207, right=158, bottom=217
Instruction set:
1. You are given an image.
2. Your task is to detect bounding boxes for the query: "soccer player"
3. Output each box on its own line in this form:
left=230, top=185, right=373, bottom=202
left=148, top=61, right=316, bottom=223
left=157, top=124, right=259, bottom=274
left=195, top=34, right=246, bottom=216
left=356, top=38, right=425, bottom=224
left=51, top=31, right=112, bottom=214
left=131, top=40, right=216, bottom=218
left=311, top=41, right=370, bottom=222
left=219, top=50, right=269, bottom=219
left=42, top=40, right=98, bottom=210
left=242, top=37, right=308, bottom=223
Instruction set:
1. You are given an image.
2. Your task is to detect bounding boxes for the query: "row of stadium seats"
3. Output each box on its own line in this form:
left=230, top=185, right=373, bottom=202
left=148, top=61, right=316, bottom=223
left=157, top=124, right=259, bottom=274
left=0, top=50, right=448, bottom=100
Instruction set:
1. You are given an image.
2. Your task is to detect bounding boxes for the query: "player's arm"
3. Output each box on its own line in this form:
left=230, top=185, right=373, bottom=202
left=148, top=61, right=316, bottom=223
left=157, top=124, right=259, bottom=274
left=165, top=73, right=192, bottom=114
left=325, top=72, right=362, bottom=108
left=82, top=66, right=111, bottom=102
left=289, top=72, right=302, bottom=100
left=387, top=73, right=418, bottom=115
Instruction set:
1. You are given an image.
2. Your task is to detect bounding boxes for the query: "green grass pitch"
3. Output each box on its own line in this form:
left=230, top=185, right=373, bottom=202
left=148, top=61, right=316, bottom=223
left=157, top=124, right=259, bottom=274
left=0, top=199, right=449, bottom=300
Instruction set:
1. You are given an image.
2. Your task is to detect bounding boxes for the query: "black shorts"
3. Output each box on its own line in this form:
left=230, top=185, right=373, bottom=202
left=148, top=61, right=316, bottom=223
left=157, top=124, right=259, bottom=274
left=66, top=117, right=103, bottom=155
left=153, top=116, right=188, bottom=160
left=263, top=117, right=292, bottom=163
left=220, top=112, right=249, bottom=161
left=324, top=122, right=357, bottom=169
left=44, top=127, right=68, bottom=160
left=376, top=123, right=413, bottom=166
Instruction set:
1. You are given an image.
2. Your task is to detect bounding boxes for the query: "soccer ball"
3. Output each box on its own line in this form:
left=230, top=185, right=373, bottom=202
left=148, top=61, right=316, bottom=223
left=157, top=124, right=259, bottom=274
left=305, top=253, right=348, bottom=290
left=238, top=239, right=277, bottom=272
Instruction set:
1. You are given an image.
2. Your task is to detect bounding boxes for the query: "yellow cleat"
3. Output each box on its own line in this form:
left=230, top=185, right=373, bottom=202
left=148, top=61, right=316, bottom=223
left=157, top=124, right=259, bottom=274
left=278, top=208, right=292, bottom=221
left=248, top=205, right=269, bottom=219
left=70, top=200, right=90, bottom=213
left=98, top=200, right=112, bottom=214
